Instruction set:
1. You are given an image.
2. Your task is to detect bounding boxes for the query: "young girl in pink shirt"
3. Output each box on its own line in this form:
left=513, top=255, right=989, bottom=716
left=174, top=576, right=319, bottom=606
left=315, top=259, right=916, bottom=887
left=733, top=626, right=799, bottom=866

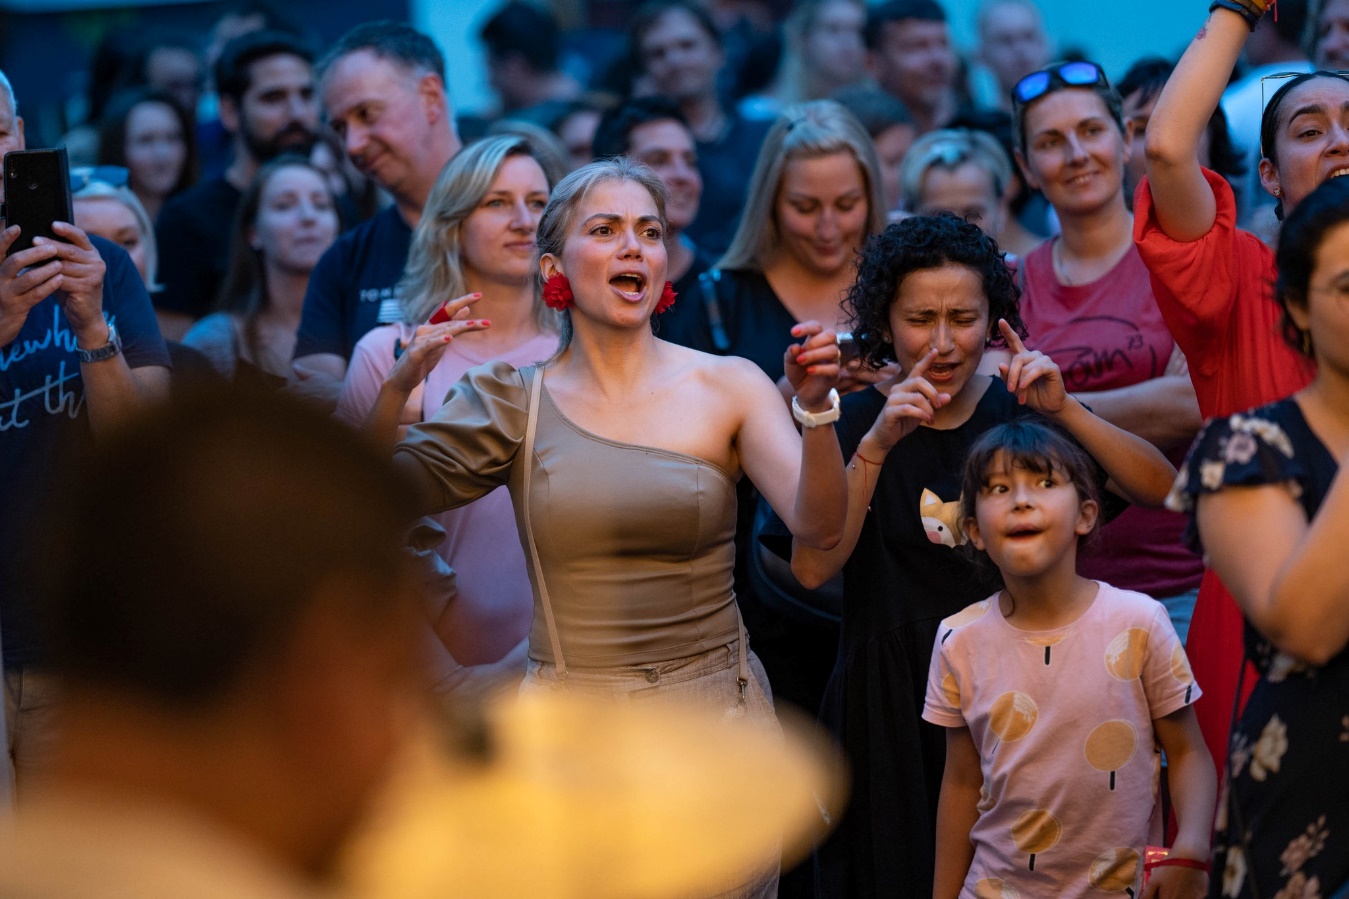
left=925, top=420, right=1216, bottom=898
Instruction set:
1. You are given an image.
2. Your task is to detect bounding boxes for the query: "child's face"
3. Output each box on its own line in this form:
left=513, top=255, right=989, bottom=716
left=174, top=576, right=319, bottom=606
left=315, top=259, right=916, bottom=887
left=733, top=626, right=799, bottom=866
left=964, top=453, right=1098, bottom=581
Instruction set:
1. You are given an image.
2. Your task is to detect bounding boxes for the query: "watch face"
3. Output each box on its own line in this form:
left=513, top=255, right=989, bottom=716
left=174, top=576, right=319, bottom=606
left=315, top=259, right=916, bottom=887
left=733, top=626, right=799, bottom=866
left=78, top=320, right=122, bottom=363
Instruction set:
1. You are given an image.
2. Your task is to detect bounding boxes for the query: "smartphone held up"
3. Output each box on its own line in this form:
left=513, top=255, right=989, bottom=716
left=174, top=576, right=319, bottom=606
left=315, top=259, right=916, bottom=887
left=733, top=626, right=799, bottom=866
left=4, top=147, right=73, bottom=257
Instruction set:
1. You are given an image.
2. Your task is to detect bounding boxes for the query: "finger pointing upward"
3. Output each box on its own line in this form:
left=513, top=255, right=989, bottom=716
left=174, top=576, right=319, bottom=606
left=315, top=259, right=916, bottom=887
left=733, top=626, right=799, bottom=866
left=998, top=318, right=1025, bottom=354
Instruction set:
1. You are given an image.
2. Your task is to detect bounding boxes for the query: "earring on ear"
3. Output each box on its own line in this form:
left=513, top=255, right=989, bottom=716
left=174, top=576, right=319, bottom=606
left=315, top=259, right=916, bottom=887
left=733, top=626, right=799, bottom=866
left=1301, top=329, right=1313, bottom=356
left=542, top=273, right=574, bottom=311
left=1274, top=186, right=1283, bottom=198
left=655, top=281, right=677, bottom=314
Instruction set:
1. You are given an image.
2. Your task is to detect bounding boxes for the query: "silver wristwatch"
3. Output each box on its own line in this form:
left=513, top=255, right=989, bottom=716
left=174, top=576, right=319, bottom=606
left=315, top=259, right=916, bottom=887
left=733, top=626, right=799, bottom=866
left=77, top=320, right=122, bottom=364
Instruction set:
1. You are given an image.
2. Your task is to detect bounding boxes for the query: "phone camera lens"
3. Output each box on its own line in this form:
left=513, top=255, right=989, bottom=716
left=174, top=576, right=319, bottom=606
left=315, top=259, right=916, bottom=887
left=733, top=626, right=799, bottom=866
left=27, top=182, right=37, bottom=191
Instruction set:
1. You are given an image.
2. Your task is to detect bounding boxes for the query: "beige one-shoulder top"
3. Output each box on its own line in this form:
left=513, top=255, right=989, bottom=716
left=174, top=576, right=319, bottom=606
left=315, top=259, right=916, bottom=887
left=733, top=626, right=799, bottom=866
left=394, top=362, right=741, bottom=667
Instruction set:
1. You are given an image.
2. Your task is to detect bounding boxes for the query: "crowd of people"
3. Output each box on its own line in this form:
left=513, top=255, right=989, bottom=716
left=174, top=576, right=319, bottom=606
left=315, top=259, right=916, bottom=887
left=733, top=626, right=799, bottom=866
left=2, top=0, right=1348, bottom=896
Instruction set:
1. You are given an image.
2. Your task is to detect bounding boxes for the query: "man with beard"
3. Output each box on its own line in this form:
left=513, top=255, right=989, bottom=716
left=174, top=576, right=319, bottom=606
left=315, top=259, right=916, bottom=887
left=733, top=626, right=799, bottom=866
left=154, top=30, right=319, bottom=337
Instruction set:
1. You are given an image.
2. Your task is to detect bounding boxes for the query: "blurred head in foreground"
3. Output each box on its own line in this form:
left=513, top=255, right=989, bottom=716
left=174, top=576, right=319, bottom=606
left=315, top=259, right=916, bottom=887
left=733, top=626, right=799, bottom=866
left=23, top=386, right=425, bottom=884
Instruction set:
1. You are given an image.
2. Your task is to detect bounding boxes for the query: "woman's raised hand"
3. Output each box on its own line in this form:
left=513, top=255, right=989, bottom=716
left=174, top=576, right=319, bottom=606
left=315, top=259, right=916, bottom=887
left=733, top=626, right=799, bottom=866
left=384, top=293, right=490, bottom=395
left=868, top=348, right=950, bottom=451
left=784, top=320, right=842, bottom=409
left=997, top=318, right=1068, bottom=414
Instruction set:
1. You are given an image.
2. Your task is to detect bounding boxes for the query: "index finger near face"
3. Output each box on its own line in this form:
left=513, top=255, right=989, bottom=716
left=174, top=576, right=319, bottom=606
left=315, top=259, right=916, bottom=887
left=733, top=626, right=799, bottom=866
left=998, top=318, right=1026, bottom=354
left=898, top=374, right=941, bottom=404
left=907, top=346, right=940, bottom=379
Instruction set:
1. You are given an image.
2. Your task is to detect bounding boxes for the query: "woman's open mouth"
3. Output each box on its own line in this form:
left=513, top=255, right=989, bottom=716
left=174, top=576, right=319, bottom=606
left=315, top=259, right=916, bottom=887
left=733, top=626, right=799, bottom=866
left=609, top=273, right=647, bottom=301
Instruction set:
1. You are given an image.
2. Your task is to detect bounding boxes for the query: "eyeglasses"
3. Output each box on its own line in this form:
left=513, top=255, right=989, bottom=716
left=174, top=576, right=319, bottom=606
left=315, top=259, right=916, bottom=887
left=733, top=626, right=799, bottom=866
left=1011, top=61, right=1109, bottom=108
left=69, top=165, right=130, bottom=193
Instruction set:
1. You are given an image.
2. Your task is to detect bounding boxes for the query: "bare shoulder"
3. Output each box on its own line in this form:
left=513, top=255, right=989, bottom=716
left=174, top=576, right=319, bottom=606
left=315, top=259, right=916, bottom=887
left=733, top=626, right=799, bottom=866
left=659, top=341, right=777, bottom=394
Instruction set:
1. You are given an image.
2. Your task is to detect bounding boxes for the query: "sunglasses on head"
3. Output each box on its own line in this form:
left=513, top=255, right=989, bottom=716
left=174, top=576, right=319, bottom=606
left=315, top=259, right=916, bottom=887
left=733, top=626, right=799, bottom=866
left=69, top=165, right=130, bottom=193
left=1012, top=61, right=1109, bottom=108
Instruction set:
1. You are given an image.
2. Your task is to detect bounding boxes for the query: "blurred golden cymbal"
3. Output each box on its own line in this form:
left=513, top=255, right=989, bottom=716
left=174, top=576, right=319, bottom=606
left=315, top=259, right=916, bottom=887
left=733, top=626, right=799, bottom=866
left=340, top=691, right=847, bottom=899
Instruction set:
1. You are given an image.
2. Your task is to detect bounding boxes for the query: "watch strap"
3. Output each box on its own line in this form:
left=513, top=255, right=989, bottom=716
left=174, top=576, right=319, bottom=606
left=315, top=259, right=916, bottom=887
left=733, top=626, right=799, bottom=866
left=77, top=320, right=122, bottom=364
left=792, top=388, right=841, bottom=428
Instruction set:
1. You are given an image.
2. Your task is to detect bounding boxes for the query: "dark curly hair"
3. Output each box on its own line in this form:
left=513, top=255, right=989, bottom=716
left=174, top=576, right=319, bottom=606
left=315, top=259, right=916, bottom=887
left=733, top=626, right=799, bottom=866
left=845, top=213, right=1025, bottom=370
left=1274, top=175, right=1349, bottom=358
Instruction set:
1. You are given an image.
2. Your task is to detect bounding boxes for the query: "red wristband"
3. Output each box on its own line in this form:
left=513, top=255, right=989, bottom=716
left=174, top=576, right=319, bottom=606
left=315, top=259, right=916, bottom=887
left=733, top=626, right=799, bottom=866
left=1151, top=857, right=1210, bottom=873
left=851, top=450, right=884, bottom=468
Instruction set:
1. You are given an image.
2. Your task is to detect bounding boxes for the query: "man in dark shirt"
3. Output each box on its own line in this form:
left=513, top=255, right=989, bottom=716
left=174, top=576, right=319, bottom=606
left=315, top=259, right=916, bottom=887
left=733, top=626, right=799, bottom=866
left=291, top=21, right=461, bottom=400
left=629, top=1, right=770, bottom=256
left=154, top=30, right=319, bottom=338
left=866, top=0, right=962, bottom=135
left=0, top=69, right=170, bottom=801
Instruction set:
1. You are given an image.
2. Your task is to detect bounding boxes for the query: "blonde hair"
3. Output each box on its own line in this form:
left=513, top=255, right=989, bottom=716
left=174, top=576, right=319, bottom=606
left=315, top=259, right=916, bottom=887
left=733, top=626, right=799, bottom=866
left=534, top=157, right=669, bottom=358
left=72, top=180, right=161, bottom=292
left=718, top=99, right=886, bottom=272
left=776, top=0, right=867, bottom=104
left=899, top=128, right=1012, bottom=212
left=398, top=135, right=558, bottom=330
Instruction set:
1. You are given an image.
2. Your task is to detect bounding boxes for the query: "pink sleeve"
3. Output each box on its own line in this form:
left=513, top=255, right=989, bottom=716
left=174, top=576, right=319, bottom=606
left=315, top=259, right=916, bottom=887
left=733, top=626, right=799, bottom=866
left=334, top=327, right=398, bottom=429
left=922, top=630, right=967, bottom=728
left=1140, top=599, right=1201, bottom=720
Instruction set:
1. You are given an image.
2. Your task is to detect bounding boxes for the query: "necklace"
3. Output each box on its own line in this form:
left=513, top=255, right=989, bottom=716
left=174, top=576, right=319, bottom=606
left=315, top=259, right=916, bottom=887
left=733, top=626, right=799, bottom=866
left=1051, top=239, right=1074, bottom=287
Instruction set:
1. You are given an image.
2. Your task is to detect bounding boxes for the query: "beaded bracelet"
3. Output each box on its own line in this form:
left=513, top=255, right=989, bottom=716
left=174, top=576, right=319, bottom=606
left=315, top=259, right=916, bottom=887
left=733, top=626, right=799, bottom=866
left=1209, top=0, right=1266, bottom=29
left=1151, top=857, right=1210, bottom=873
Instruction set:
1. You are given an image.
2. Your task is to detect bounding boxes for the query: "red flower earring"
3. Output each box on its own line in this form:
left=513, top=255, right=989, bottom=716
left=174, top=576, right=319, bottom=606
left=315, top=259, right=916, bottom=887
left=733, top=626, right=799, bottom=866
left=542, top=274, right=574, bottom=311
left=655, top=281, right=677, bottom=314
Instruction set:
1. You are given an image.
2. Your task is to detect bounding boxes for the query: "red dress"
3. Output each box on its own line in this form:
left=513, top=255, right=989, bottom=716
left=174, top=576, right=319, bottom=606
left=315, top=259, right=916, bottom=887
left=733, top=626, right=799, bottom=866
left=1133, top=168, right=1316, bottom=773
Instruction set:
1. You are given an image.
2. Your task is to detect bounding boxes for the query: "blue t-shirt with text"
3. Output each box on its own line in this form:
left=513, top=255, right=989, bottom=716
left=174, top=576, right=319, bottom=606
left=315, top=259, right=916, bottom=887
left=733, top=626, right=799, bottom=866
left=0, top=236, right=169, bottom=667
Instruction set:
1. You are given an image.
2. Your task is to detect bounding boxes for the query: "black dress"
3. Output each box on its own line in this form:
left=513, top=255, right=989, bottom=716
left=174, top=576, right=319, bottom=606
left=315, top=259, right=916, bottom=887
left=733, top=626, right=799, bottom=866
left=659, top=267, right=799, bottom=381
left=1170, top=398, right=1349, bottom=898
left=815, top=378, right=1034, bottom=899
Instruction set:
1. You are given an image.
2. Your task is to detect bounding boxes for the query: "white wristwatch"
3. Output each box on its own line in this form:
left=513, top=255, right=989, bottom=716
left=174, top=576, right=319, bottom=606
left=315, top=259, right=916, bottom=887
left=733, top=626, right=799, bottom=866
left=792, top=389, right=841, bottom=428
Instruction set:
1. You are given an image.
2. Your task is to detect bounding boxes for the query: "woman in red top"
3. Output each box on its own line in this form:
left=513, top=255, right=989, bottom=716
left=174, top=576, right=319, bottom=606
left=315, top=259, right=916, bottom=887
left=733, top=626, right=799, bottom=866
left=1134, top=0, right=1324, bottom=775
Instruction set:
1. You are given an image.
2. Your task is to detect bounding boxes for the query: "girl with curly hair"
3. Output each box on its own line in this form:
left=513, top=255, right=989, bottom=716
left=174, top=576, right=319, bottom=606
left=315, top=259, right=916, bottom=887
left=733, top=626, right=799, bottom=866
left=790, top=213, right=1177, bottom=897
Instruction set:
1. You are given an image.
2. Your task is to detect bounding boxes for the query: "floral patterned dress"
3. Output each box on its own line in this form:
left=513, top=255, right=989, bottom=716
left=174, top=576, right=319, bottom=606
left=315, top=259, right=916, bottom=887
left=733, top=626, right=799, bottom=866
left=1168, top=398, right=1349, bottom=899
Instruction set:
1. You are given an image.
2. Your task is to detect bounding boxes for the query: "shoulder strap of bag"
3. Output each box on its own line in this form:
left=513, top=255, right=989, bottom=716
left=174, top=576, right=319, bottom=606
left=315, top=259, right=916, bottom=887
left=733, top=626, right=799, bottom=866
left=698, top=268, right=732, bottom=353
left=520, top=365, right=567, bottom=679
